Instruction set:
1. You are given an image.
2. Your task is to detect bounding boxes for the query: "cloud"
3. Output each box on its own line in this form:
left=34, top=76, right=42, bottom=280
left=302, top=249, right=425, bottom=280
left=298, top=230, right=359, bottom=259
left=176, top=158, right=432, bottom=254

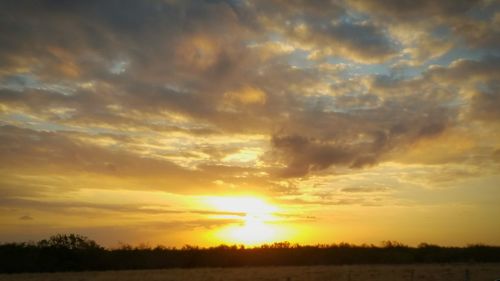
left=0, top=125, right=236, bottom=194
left=276, top=196, right=385, bottom=207
left=251, top=1, right=399, bottom=63
left=19, top=215, right=33, bottom=221
left=223, top=86, right=267, bottom=106
left=0, top=197, right=178, bottom=215
left=425, top=56, right=500, bottom=83
left=288, top=20, right=398, bottom=63
left=2, top=54, right=496, bottom=184
left=0, top=0, right=247, bottom=76
left=493, top=149, right=500, bottom=163
left=468, top=81, right=500, bottom=122
left=0, top=196, right=251, bottom=219
left=271, top=134, right=367, bottom=177
left=0, top=0, right=498, bottom=216
left=189, top=210, right=246, bottom=217
left=0, top=126, right=185, bottom=175
left=349, top=0, right=480, bottom=20
left=268, top=91, right=453, bottom=177
left=262, top=58, right=497, bottom=178
left=346, top=0, right=498, bottom=62
left=341, top=187, right=389, bottom=193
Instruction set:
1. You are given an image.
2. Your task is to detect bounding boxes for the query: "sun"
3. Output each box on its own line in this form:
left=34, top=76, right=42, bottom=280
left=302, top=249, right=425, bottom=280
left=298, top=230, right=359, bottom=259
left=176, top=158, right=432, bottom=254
left=205, top=196, right=281, bottom=245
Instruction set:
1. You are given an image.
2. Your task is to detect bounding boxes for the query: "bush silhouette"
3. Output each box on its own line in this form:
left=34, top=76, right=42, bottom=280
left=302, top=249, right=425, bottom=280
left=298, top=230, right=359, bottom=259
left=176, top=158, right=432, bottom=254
left=1, top=234, right=500, bottom=273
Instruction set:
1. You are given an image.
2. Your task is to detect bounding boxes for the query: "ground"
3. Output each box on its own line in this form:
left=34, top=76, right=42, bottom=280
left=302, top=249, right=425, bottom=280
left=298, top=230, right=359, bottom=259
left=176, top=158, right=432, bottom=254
left=1, top=264, right=499, bottom=281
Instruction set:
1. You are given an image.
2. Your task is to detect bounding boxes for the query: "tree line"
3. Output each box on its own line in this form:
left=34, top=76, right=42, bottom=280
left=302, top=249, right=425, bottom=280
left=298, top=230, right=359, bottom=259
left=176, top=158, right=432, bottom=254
left=1, top=234, right=499, bottom=273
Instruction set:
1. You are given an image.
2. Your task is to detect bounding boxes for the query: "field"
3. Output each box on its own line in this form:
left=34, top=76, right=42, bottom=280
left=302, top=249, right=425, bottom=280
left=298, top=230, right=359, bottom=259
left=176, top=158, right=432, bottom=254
left=0, top=264, right=499, bottom=281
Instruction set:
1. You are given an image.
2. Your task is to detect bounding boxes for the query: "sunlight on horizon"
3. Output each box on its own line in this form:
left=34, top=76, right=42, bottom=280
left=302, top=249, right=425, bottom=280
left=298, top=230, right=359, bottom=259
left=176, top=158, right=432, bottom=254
left=204, top=196, right=288, bottom=245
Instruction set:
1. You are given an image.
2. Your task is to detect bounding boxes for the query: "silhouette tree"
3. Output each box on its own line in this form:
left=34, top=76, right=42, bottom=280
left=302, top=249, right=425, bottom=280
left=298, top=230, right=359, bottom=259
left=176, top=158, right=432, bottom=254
left=37, top=234, right=102, bottom=250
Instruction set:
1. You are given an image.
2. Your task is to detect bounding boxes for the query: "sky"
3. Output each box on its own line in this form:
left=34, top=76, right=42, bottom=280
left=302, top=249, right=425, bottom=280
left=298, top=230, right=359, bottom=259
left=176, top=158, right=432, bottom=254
left=0, top=0, right=499, bottom=248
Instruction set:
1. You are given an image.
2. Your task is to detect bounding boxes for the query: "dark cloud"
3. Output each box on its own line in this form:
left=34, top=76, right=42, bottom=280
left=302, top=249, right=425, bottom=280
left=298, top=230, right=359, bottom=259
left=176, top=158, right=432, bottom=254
left=254, top=0, right=346, bottom=19
left=268, top=80, right=454, bottom=177
left=423, top=56, right=500, bottom=124
left=350, top=0, right=481, bottom=20
left=453, top=14, right=500, bottom=50
left=348, top=0, right=500, bottom=61
left=19, top=215, right=33, bottom=221
left=271, top=135, right=362, bottom=177
left=425, top=56, right=500, bottom=82
left=493, top=149, right=500, bottom=163
left=251, top=0, right=398, bottom=62
left=469, top=81, right=500, bottom=122
left=289, top=21, right=398, bottom=62
left=334, top=94, right=381, bottom=109
left=0, top=0, right=246, bottom=77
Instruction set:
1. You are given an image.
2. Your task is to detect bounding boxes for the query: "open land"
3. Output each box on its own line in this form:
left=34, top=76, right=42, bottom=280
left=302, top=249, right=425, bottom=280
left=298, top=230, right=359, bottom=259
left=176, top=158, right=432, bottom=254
left=0, top=264, right=499, bottom=281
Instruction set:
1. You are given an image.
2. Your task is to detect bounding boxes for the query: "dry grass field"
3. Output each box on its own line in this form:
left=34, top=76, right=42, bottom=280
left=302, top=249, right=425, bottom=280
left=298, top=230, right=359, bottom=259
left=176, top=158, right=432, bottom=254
left=0, top=264, right=499, bottom=281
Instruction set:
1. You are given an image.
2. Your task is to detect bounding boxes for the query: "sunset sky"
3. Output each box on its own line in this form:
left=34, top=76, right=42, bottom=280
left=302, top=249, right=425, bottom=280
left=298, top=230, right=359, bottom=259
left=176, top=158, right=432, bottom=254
left=1, top=0, right=499, bottom=247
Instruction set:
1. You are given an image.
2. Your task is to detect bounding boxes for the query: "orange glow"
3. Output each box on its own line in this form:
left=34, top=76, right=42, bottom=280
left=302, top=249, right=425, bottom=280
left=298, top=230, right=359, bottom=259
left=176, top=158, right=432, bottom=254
left=205, top=196, right=285, bottom=245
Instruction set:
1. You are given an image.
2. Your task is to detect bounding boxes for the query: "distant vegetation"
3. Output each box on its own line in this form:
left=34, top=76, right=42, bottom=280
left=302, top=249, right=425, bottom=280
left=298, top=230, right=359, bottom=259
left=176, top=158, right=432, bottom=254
left=1, top=234, right=499, bottom=273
